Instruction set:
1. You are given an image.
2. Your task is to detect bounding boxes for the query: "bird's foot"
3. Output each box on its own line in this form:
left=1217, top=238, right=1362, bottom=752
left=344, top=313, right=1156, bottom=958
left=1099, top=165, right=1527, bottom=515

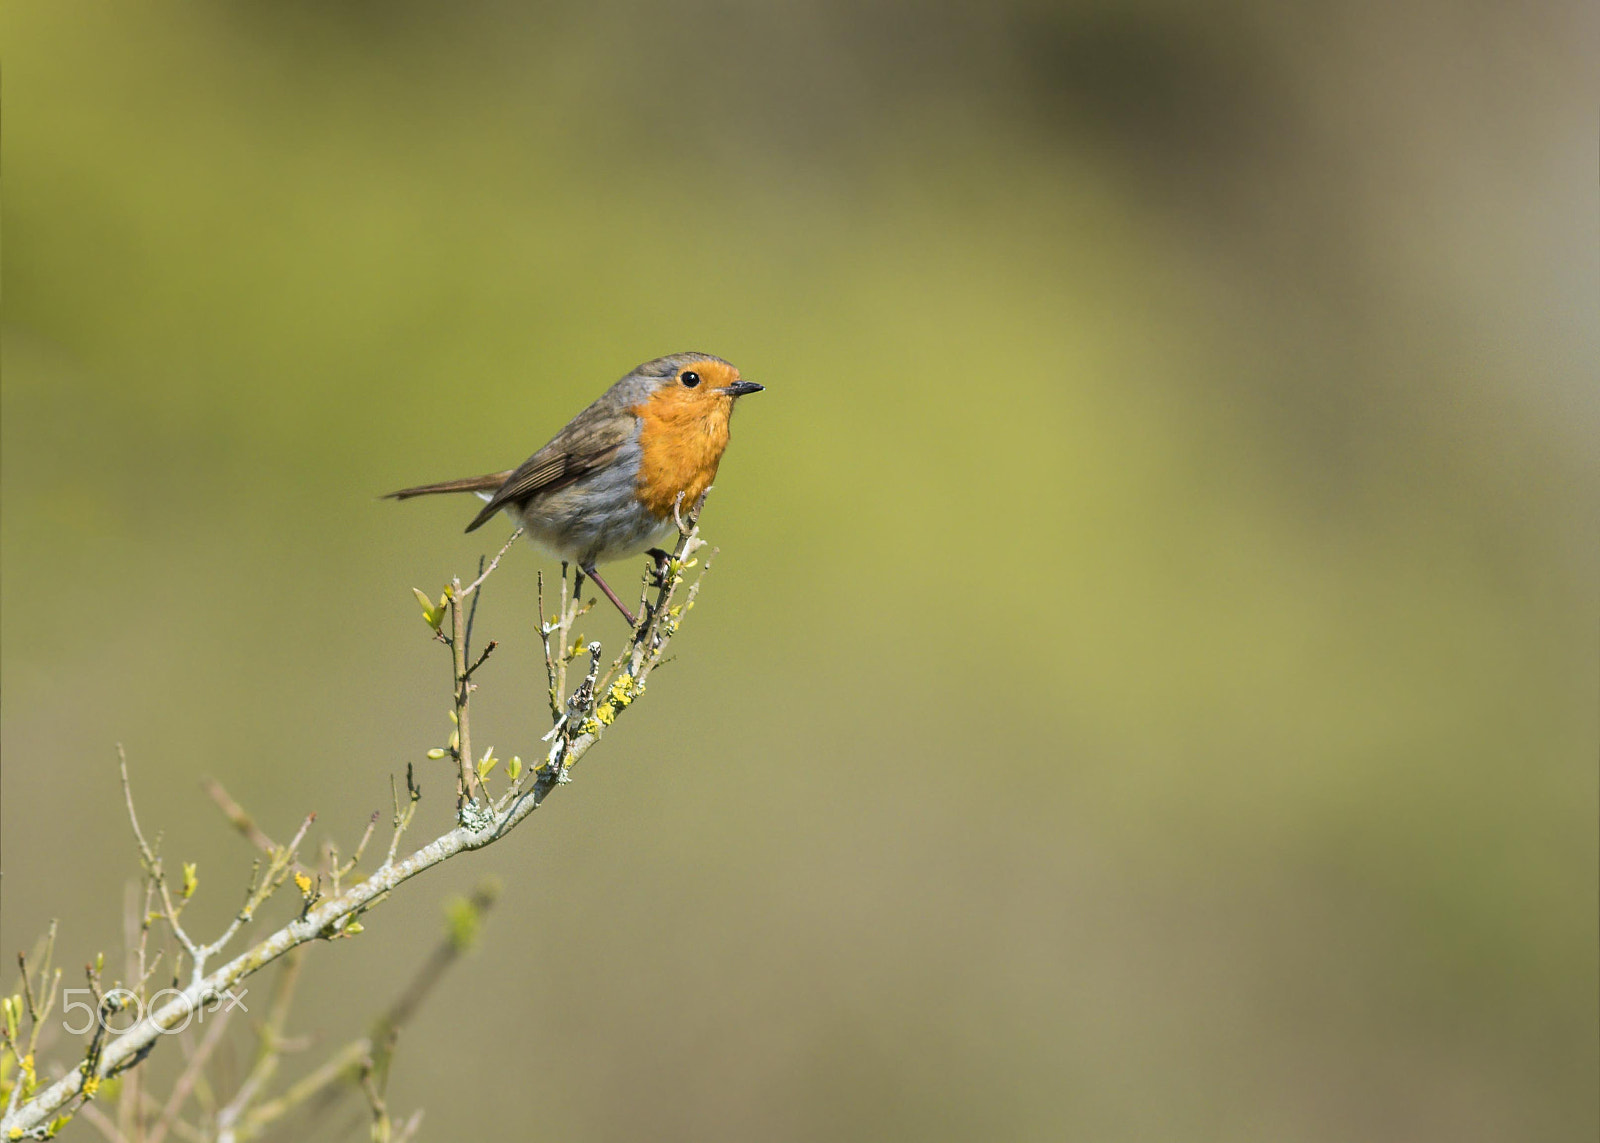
left=645, top=547, right=673, bottom=588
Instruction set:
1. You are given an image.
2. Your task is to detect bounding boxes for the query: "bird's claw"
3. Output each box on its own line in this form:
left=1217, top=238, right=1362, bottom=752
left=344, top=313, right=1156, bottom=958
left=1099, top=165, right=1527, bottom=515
left=645, top=548, right=673, bottom=588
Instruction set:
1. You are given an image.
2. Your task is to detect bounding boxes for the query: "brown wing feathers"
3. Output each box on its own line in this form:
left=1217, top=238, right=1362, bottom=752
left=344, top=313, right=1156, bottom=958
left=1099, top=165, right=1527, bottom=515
left=462, top=442, right=624, bottom=532
left=385, top=439, right=630, bottom=533
left=388, top=386, right=640, bottom=533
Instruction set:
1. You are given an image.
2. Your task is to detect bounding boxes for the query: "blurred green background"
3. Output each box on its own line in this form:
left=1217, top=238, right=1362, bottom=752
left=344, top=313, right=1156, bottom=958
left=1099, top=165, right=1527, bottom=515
left=3, top=1, right=1595, bottom=1139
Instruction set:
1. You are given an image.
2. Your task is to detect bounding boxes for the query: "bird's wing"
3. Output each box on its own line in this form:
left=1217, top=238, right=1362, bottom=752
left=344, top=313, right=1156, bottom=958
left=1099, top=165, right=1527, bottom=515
left=464, top=416, right=634, bottom=533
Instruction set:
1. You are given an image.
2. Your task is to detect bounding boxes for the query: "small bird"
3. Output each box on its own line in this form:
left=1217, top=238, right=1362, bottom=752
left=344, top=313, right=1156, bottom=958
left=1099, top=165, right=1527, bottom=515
left=387, top=352, right=764, bottom=625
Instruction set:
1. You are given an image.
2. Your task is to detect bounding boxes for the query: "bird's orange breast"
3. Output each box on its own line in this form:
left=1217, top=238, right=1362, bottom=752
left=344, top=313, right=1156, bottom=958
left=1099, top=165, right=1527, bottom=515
left=632, top=387, right=734, bottom=518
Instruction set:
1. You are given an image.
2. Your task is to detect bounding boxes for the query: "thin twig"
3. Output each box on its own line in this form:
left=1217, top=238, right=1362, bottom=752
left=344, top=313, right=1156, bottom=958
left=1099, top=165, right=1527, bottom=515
left=331, top=812, right=381, bottom=896
left=393, top=1108, right=425, bottom=1143
left=200, top=779, right=277, bottom=852
left=224, top=1040, right=367, bottom=1143
left=456, top=528, right=524, bottom=600
left=212, top=947, right=305, bottom=1142
left=464, top=553, right=487, bottom=660
left=120, top=746, right=201, bottom=968
left=147, top=1002, right=234, bottom=1143
left=463, top=639, right=499, bottom=682
left=448, top=585, right=481, bottom=809
left=537, top=570, right=562, bottom=724
left=74, top=1100, right=127, bottom=1143
left=383, top=765, right=421, bottom=869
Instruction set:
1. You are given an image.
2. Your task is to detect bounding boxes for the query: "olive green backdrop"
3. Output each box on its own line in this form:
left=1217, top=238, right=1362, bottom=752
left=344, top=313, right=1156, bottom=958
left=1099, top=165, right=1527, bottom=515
left=4, top=2, right=1595, bottom=1140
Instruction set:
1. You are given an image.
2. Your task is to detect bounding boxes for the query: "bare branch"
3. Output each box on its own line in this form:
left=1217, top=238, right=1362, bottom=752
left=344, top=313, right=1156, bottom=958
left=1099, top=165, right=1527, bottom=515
left=120, top=747, right=201, bottom=963
left=456, top=527, right=523, bottom=600
left=448, top=582, right=483, bottom=812
left=3, top=497, right=721, bottom=1138
left=383, top=765, right=421, bottom=870
left=200, top=778, right=277, bottom=853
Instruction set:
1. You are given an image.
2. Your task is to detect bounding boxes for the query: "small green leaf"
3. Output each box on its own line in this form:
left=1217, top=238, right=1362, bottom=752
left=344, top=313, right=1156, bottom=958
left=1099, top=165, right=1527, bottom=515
left=412, top=588, right=445, bottom=631
left=507, top=756, right=523, bottom=782
left=181, top=862, right=199, bottom=900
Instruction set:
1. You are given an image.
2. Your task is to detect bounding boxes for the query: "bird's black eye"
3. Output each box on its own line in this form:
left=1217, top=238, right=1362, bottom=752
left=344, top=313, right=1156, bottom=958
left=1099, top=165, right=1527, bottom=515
left=680, top=370, right=701, bottom=388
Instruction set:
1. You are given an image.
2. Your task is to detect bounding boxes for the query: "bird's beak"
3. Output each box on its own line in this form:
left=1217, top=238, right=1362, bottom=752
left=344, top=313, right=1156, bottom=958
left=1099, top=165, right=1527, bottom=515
left=720, top=381, right=765, bottom=397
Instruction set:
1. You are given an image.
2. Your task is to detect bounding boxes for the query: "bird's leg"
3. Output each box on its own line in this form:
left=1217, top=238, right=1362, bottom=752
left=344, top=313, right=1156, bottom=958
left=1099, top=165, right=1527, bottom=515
left=582, top=563, right=638, bottom=627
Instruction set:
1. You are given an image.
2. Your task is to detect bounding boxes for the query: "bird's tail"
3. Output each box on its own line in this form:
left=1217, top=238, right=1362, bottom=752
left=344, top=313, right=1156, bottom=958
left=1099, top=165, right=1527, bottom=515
left=384, top=471, right=513, bottom=500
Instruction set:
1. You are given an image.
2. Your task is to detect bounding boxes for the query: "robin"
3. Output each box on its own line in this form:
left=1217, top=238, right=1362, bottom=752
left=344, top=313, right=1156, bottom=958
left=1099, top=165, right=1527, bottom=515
left=387, top=352, right=764, bottom=625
